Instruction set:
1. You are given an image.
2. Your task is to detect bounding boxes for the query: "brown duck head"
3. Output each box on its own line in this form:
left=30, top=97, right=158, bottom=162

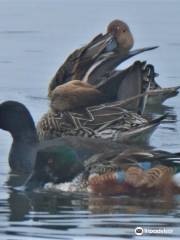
left=50, top=80, right=106, bottom=112
left=107, top=19, right=134, bottom=52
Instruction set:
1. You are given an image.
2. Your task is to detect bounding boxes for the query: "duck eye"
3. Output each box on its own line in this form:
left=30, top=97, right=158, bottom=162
left=123, top=29, right=126, bottom=33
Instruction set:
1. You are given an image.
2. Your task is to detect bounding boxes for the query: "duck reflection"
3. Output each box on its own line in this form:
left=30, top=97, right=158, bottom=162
left=145, top=101, right=177, bottom=124
left=7, top=189, right=178, bottom=222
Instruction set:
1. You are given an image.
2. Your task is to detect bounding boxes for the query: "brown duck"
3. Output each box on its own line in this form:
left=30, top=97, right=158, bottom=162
left=48, top=19, right=157, bottom=96
left=38, top=80, right=166, bottom=142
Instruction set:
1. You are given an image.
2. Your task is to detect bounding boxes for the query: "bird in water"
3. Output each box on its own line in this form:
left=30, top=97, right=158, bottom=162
left=0, top=101, right=129, bottom=174
left=48, top=19, right=158, bottom=97
left=48, top=19, right=179, bottom=106
left=0, top=89, right=165, bottom=174
left=23, top=147, right=180, bottom=197
left=0, top=100, right=177, bottom=197
left=38, top=80, right=166, bottom=141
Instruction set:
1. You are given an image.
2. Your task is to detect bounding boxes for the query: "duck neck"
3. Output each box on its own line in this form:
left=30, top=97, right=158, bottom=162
left=9, top=123, right=39, bottom=174
left=12, top=128, right=38, bottom=143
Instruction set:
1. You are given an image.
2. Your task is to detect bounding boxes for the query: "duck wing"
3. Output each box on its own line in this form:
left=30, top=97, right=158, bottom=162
left=48, top=33, right=115, bottom=95
left=37, top=100, right=165, bottom=142
left=83, top=46, right=158, bottom=84
left=83, top=148, right=180, bottom=178
left=94, top=61, right=151, bottom=114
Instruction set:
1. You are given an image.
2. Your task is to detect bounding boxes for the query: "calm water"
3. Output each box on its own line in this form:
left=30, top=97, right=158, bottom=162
left=0, top=0, right=180, bottom=239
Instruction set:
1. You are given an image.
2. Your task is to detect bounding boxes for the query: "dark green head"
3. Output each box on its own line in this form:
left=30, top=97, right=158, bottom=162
left=24, top=145, right=84, bottom=191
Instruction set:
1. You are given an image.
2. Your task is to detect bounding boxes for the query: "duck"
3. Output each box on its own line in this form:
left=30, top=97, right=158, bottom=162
left=99, top=61, right=180, bottom=108
left=0, top=100, right=130, bottom=174
left=48, top=19, right=179, bottom=104
left=48, top=19, right=158, bottom=96
left=0, top=94, right=165, bottom=174
left=37, top=80, right=166, bottom=141
left=23, top=147, right=180, bottom=196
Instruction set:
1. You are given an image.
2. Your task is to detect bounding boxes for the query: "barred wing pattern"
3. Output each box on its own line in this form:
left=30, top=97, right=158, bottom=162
left=37, top=101, right=147, bottom=141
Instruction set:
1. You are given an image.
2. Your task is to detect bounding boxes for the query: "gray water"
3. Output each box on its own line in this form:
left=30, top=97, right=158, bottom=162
left=0, top=0, right=180, bottom=239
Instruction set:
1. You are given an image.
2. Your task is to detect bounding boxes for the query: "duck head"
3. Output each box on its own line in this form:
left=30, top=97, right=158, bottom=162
left=23, top=144, right=84, bottom=191
left=0, top=101, right=38, bottom=173
left=0, top=101, right=37, bottom=141
left=82, top=19, right=158, bottom=85
left=50, top=80, right=106, bottom=112
left=107, top=19, right=134, bottom=52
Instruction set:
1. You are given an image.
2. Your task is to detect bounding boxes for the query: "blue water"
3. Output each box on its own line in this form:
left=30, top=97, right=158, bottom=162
left=0, top=0, right=180, bottom=239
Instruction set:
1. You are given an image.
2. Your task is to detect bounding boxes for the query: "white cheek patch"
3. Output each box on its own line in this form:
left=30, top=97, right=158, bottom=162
left=172, top=173, right=180, bottom=187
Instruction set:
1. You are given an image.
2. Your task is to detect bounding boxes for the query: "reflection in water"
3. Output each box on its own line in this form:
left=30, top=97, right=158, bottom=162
left=0, top=0, right=180, bottom=239
left=2, top=190, right=180, bottom=239
left=146, top=101, right=177, bottom=119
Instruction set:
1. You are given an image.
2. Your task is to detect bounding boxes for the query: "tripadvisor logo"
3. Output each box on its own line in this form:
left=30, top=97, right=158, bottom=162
left=135, top=227, right=144, bottom=236
left=134, top=226, right=174, bottom=236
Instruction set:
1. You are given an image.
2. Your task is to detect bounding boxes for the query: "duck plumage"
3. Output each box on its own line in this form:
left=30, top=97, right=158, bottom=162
left=23, top=147, right=180, bottom=196
left=48, top=19, right=157, bottom=96
left=38, top=80, right=166, bottom=142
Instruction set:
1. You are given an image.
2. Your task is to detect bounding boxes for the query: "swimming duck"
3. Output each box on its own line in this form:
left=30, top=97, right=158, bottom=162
left=38, top=80, right=166, bottom=141
left=48, top=19, right=157, bottom=96
left=0, top=100, right=129, bottom=174
left=48, top=19, right=179, bottom=104
left=23, top=147, right=180, bottom=196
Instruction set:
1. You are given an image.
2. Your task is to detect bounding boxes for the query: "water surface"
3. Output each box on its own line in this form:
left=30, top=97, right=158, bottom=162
left=0, top=0, right=180, bottom=239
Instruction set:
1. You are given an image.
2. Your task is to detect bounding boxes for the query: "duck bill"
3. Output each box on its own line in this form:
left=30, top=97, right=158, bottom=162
left=20, top=171, right=51, bottom=191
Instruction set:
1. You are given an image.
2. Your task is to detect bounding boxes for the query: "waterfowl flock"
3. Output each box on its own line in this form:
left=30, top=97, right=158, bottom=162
left=1, top=19, right=180, bottom=196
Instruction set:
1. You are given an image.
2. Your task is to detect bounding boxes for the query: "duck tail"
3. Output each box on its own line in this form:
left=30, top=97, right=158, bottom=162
left=172, top=152, right=180, bottom=157
left=148, top=114, right=167, bottom=125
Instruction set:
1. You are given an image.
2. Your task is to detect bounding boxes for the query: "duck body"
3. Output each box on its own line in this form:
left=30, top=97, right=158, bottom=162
left=38, top=100, right=164, bottom=142
left=24, top=147, right=180, bottom=196
left=49, top=42, right=179, bottom=106
left=38, top=80, right=166, bottom=142
left=48, top=19, right=158, bottom=98
left=83, top=150, right=180, bottom=195
left=48, top=18, right=179, bottom=105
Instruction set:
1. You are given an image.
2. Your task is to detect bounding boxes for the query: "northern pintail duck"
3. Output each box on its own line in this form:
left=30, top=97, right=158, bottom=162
left=38, top=80, right=166, bottom=141
left=24, top=147, right=180, bottom=196
left=48, top=19, right=157, bottom=96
